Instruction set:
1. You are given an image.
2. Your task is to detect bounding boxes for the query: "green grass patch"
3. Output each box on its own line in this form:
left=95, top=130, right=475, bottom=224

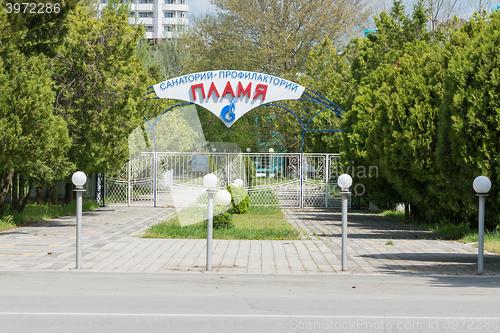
left=0, top=215, right=15, bottom=232
left=461, top=230, right=500, bottom=254
left=381, top=210, right=500, bottom=254
left=0, top=200, right=100, bottom=232
left=142, top=205, right=301, bottom=240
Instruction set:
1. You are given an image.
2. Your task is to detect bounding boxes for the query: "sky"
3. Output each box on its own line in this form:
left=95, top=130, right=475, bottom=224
left=187, top=0, right=215, bottom=21
left=185, top=0, right=500, bottom=23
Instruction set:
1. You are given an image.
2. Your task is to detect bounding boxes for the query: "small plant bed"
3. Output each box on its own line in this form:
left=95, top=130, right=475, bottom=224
left=0, top=200, right=100, bottom=232
left=381, top=210, right=500, bottom=254
left=142, top=205, right=301, bottom=240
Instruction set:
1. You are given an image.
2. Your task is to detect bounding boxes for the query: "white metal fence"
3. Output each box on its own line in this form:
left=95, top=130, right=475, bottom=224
left=105, top=153, right=343, bottom=208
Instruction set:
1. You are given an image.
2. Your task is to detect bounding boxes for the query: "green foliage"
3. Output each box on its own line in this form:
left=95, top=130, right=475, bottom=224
left=0, top=215, right=15, bottom=232
left=437, top=11, right=500, bottom=229
left=51, top=3, right=152, bottom=174
left=333, top=1, right=500, bottom=230
left=244, top=155, right=256, bottom=188
left=5, top=0, right=78, bottom=57
left=211, top=204, right=234, bottom=229
left=340, top=0, right=441, bottom=213
left=299, top=39, right=350, bottom=153
left=136, top=38, right=185, bottom=82
left=0, top=200, right=99, bottom=231
left=227, top=185, right=249, bottom=214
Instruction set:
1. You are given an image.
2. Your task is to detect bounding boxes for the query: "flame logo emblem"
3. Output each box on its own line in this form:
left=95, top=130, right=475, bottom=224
left=221, top=98, right=236, bottom=122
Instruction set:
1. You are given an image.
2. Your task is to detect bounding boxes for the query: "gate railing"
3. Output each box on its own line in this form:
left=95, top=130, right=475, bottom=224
left=105, top=152, right=345, bottom=208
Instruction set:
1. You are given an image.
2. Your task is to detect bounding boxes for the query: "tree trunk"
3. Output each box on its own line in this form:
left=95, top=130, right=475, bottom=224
left=51, top=184, right=58, bottom=205
left=64, top=182, right=73, bottom=205
left=44, top=184, right=58, bottom=205
left=36, top=184, right=43, bottom=204
left=11, top=172, right=19, bottom=212
left=404, top=201, right=410, bottom=220
left=0, top=171, right=14, bottom=216
left=18, top=180, right=34, bottom=213
left=18, top=174, right=26, bottom=209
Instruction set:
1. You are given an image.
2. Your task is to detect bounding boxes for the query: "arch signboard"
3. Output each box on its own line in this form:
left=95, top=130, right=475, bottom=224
left=152, top=70, right=305, bottom=127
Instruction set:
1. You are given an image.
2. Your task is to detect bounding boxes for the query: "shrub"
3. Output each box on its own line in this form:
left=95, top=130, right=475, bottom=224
left=227, top=184, right=249, bottom=214
left=0, top=215, right=15, bottom=232
left=208, top=204, right=233, bottom=229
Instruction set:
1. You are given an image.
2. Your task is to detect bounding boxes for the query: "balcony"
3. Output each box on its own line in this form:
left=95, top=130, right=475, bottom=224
left=162, top=4, right=189, bottom=12
left=137, top=17, right=154, bottom=25
left=162, top=17, right=188, bottom=25
left=133, top=4, right=154, bottom=11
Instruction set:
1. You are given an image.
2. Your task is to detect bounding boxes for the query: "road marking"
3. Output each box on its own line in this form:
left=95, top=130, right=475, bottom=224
left=0, top=313, right=499, bottom=320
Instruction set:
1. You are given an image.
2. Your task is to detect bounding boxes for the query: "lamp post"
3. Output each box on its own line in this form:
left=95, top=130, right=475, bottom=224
left=203, top=174, right=232, bottom=271
left=338, top=173, right=352, bottom=271
left=72, top=171, right=87, bottom=269
left=473, top=175, right=491, bottom=274
left=203, top=173, right=217, bottom=271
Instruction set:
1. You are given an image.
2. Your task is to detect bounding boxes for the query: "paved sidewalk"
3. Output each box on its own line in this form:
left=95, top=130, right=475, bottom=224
left=0, top=206, right=499, bottom=275
left=286, top=209, right=500, bottom=275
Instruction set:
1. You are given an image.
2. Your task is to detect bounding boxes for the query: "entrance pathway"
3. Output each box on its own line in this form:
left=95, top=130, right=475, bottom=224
left=0, top=206, right=499, bottom=275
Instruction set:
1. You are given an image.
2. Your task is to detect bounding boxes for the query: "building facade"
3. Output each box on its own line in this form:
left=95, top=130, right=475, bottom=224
left=98, top=0, right=189, bottom=40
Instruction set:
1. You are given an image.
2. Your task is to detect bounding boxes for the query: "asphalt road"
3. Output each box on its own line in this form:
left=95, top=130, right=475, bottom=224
left=1, top=271, right=500, bottom=333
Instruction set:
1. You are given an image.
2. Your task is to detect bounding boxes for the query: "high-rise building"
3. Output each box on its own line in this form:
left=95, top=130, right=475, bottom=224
left=98, top=0, right=189, bottom=40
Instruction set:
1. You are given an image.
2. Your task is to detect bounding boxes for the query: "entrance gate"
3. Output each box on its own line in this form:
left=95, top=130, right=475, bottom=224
left=105, top=153, right=344, bottom=208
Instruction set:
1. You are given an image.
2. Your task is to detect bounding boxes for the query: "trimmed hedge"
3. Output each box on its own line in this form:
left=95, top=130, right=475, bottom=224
left=227, top=184, right=249, bottom=214
left=211, top=204, right=233, bottom=229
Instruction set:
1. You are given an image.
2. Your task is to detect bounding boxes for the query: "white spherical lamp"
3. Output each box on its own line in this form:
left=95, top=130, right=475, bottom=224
left=231, top=182, right=239, bottom=188
left=72, top=171, right=87, bottom=188
left=215, top=189, right=232, bottom=206
left=269, top=148, right=274, bottom=153
left=203, top=173, right=218, bottom=189
left=338, top=174, right=352, bottom=191
left=473, top=176, right=491, bottom=194
left=234, top=179, right=244, bottom=187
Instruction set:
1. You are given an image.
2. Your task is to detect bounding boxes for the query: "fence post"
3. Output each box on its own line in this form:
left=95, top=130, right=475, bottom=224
left=300, top=153, right=303, bottom=208
left=128, top=159, right=131, bottom=207
left=325, top=154, right=329, bottom=208
left=154, top=151, right=157, bottom=207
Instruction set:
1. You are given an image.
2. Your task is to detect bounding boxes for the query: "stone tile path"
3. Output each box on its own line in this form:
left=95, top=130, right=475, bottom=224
left=286, top=209, right=500, bottom=275
left=1, top=206, right=499, bottom=275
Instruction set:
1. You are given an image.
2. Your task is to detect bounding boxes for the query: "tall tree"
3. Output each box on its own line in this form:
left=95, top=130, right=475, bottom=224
left=437, top=11, right=500, bottom=228
left=51, top=2, right=152, bottom=175
left=298, top=39, right=353, bottom=153
left=342, top=0, right=434, bottom=210
left=182, top=0, right=371, bottom=152
left=0, top=3, right=72, bottom=213
left=426, top=0, right=462, bottom=31
left=5, top=0, right=78, bottom=57
left=183, top=0, right=371, bottom=78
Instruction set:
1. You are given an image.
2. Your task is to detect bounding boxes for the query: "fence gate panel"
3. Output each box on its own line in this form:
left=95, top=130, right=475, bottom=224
left=326, top=154, right=342, bottom=208
left=302, top=154, right=327, bottom=207
left=105, top=153, right=342, bottom=208
left=239, top=153, right=301, bottom=207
